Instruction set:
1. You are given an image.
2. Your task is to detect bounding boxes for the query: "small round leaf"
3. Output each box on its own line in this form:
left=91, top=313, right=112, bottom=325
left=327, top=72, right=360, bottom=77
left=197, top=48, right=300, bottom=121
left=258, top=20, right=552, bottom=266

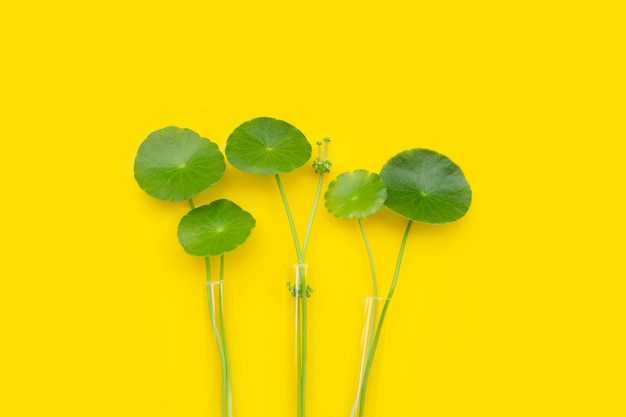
left=380, top=149, right=471, bottom=224
left=134, top=127, right=225, bottom=202
left=225, top=117, right=312, bottom=175
left=324, top=170, right=387, bottom=220
left=177, top=199, right=256, bottom=257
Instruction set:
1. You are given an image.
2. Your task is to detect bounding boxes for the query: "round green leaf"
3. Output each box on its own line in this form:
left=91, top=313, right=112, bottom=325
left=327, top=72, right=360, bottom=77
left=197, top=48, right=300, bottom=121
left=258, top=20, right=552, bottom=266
left=380, top=149, right=472, bottom=224
left=324, top=170, right=387, bottom=220
left=225, top=117, right=312, bottom=175
left=134, top=126, right=225, bottom=202
left=177, top=199, right=256, bottom=257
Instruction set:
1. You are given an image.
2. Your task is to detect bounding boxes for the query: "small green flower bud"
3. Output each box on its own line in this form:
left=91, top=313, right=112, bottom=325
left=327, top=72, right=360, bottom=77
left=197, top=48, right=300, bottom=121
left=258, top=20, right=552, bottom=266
left=313, top=158, right=332, bottom=174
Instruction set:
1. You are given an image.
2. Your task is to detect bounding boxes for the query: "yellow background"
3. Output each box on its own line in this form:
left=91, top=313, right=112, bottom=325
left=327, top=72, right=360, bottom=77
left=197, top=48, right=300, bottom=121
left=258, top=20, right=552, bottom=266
left=1, top=1, right=624, bottom=416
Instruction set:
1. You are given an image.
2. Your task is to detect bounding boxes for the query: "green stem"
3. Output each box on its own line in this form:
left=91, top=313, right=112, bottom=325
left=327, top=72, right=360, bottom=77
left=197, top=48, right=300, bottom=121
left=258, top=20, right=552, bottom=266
left=218, top=255, right=233, bottom=417
left=358, top=219, right=378, bottom=299
left=275, top=174, right=308, bottom=417
left=357, top=220, right=413, bottom=417
left=301, top=172, right=324, bottom=259
left=296, top=291, right=303, bottom=417
left=298, top=172, right=325, bottom=417
left=190, top=198, right=231, bottom=417
left=275, top=165, right=326, bottom=417
left=275, top=175, right=304, bottom=264
left=299, top=265, right=308, bottom=417
left=204, top=257, right=229, bottom=417
left=350, top=219, right=379, bottom=417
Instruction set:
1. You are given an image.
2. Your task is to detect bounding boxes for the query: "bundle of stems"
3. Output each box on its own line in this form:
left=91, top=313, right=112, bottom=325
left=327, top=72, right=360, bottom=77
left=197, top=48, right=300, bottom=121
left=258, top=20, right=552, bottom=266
left=277, top=139, right=331, bottom=417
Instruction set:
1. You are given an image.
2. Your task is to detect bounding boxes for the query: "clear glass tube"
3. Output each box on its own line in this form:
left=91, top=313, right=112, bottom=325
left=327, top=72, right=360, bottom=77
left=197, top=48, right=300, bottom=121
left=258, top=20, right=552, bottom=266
left=349, top=296, right=390, bottom=417
left=205, top=280, right=233, bottom=417
left=284, top=264, right=313, bottom=417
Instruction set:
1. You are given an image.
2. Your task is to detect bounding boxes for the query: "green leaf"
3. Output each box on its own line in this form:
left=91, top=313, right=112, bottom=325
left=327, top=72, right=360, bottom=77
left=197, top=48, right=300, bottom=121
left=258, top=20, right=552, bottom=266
left=134, top=127, right=225, bottom=202
left=380, top=149, right=472, bottom=224
left=225, top=117, right=312, bottom=175
left=324, top=170, right=387, bottom=220
left=177, top=199, right=256, bottom=257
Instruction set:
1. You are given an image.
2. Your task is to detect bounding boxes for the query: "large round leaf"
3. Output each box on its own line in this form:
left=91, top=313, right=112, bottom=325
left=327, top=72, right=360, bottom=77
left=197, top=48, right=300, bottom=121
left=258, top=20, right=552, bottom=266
left=380, top=149, right=471, bottom=224
left=225, top=117, right=311, bottom=175
left=177, top=199, right=256, bottom=257
left=134, top=126, right=225, bottom=202
left=324, top=170, right=387, bottom=220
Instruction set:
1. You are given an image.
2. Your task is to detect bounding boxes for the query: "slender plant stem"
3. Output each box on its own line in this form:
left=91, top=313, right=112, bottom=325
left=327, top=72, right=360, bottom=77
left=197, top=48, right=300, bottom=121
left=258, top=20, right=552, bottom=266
left=357, top=220, right=413, bottom=417
left=274, top=174, right=305, bottom=417
left=295, top=301, right=304, bottom=417
left=298, top=172, right=326, bottom=417
left=350, top=219, right=379, bottom=417
left=204, top=257, right=229, bottom=417
left=301, top=173, right=324, bottom=259
left=275, top=164, right=326, bottom=417
left=189, top=199, right=231, bottom=417
left=299, top=265, right=308, bottom=417
left=218, top=254, right=233, bottom=417
left=275, top=175, right=303, bottom=264
left=358, top=219, right=378, bottom=298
